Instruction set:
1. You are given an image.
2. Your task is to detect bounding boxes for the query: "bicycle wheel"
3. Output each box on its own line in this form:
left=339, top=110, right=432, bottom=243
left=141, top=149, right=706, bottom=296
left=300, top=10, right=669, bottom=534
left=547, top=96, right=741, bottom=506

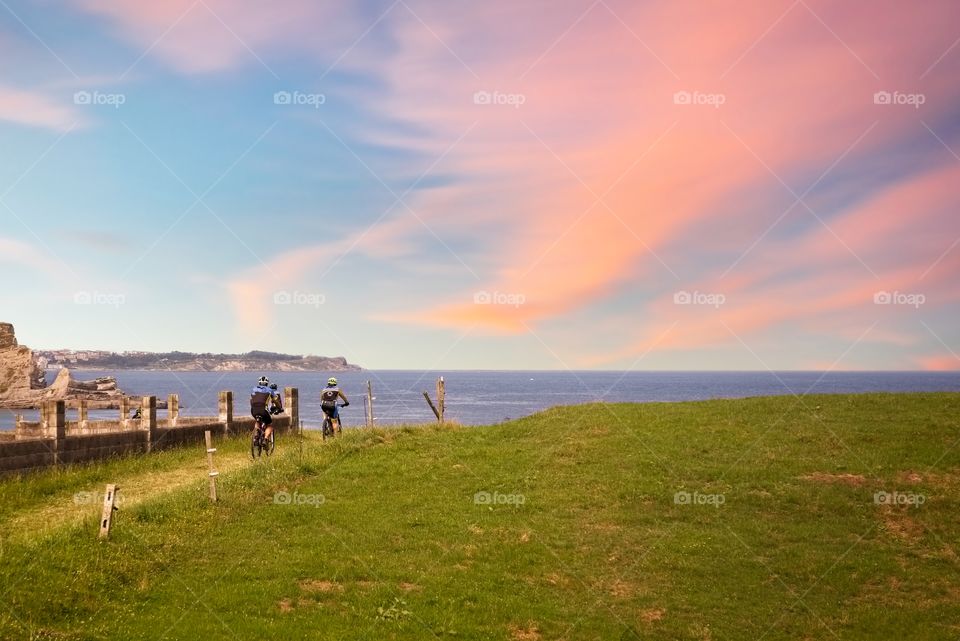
left=321, top=418, right=332, bottom=440
left=251, top=428, right=262, bottom=458
left=265, top=431, right=275, bottom=456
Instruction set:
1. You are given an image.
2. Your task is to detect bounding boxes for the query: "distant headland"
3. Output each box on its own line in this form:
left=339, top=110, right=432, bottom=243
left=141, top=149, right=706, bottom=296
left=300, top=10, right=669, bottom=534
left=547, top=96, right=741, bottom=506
left=35, top=349, right=362, bottom=372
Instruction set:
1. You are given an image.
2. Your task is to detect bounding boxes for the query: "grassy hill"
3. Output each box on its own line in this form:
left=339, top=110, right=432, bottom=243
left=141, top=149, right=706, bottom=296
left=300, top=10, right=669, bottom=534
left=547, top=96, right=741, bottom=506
left=1, top=393, right=958, bottom=640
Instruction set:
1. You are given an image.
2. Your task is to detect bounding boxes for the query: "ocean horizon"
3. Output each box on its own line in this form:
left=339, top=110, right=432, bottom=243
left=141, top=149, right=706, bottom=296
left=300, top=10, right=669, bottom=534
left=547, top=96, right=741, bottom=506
left=2, top=369, right=957, bottom=431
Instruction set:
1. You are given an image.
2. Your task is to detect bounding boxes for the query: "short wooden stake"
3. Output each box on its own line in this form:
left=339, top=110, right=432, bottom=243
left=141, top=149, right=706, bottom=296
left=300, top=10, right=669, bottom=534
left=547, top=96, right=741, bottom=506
left=205, top=430, right=219, bottom=502
left=99, top=484, right=119, bottom=539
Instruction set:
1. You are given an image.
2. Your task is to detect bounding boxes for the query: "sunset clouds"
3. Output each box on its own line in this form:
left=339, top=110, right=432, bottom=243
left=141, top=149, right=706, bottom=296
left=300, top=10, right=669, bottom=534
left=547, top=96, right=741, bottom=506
left=335, top=1, right=960, bottom=368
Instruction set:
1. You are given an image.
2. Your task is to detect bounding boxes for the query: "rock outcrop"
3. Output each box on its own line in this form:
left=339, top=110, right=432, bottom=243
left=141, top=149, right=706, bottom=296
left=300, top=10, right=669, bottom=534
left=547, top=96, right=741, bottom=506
left=0, top=322, right=17, bottom=349
left=0, top=323, right=130, bottom=409
left=0, top=322, right=46, bottom=399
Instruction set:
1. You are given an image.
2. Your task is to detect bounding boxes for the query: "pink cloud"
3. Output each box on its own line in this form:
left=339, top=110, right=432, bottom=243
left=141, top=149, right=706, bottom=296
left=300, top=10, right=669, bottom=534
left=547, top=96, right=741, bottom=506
left=0, top=236, right=62, bottom=278
left=0, top=85, right=81, bottom=131
left=918, top=355, right=960, bottom=371
left=225, top=213, right=421, bottom=334
left=595, top=160, right=960, bottom=365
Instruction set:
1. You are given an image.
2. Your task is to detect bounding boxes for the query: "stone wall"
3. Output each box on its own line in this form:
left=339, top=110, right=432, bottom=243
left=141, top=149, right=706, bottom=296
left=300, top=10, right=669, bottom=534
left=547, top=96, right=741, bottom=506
left=0, top=388, right=299, bottom=475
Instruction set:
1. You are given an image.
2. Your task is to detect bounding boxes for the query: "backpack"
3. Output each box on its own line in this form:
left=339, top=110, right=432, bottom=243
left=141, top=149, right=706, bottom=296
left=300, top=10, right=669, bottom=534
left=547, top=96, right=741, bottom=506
left=321, top=388, right=339, bottom=409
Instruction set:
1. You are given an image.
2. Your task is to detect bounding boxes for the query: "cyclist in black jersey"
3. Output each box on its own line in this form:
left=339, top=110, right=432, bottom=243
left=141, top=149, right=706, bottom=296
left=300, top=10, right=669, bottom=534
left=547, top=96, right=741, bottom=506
left=250, top=376, right=282, bottom=443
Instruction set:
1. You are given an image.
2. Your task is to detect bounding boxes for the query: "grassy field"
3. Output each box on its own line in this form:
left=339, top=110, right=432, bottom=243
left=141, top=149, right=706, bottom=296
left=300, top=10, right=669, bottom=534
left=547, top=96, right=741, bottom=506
left=1, top=393, right=958, bottom=640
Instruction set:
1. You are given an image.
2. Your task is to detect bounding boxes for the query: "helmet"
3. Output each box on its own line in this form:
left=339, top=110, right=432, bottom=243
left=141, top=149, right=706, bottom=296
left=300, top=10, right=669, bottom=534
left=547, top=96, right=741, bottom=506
left=269, top=383, right=278, bottom=391
left=327, top=377, right=338, bottom=386
left=258, top=376, right=269, bottom=386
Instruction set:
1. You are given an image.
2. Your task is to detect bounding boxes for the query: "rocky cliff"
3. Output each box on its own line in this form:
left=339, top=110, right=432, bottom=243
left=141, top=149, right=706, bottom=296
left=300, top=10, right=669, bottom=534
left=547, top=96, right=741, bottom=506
left=0, top=323, right=129, bottom=409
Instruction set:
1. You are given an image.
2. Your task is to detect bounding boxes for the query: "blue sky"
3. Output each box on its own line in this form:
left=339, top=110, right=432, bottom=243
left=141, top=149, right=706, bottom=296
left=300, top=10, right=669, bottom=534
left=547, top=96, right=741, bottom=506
left=2, top=0, right=959, bottom=370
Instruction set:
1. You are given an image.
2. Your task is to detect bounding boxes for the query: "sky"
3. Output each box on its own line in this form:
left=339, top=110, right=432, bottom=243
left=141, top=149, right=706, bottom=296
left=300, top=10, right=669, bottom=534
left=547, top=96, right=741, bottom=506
left=1, top=0, right=959, bottom=371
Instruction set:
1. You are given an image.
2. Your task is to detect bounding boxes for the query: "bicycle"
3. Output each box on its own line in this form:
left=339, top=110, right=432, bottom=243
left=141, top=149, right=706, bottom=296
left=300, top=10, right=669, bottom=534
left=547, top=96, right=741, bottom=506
left=321, top=404, right=344, bottom=440
left=251, top=418, right=275, bottom=458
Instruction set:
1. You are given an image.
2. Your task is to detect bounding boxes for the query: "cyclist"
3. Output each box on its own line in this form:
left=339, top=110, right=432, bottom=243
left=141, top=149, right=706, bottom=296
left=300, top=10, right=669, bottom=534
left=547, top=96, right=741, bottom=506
left=250, top=376, right=281, bottom=445
left=268, top=383, right=284, bottom=415
left=320, top=377, right=349, bottom=433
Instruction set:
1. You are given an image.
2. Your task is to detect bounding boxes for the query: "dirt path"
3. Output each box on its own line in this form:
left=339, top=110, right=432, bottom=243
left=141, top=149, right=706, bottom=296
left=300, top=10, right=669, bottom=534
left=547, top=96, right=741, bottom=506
left=3, top=449, right=257, bottom=544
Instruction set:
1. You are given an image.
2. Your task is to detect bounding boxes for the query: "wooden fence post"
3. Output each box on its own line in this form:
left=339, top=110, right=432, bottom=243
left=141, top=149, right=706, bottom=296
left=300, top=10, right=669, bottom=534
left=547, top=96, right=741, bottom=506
left=423, top=391, right=440, bottom=421
left=284, top=387, right=299, bottom=433
left=218, top=391, right=233, bottom=435
left=204, top=430, right=218, bottom=502
left=99, top=484, right=119, bottom=539
left=437, top=377, right=445, bottom=424
left=366, top=380, right=374, bottom=427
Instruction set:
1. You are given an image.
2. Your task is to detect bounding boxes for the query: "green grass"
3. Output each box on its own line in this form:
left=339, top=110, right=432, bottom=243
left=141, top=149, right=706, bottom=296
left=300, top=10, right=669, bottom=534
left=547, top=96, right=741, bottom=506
left=1, top=393, right=959, bottom=640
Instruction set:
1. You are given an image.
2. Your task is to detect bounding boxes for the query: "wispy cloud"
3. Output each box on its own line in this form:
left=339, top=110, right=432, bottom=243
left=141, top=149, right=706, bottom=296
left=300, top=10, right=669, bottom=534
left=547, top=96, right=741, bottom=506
left=0, top=84, right=82, bottom=131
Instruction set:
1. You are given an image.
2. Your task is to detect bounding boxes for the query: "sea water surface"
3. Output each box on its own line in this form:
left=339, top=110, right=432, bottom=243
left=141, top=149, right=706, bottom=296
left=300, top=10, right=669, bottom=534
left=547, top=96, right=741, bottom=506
left=1, top=370, right=958, bottom=430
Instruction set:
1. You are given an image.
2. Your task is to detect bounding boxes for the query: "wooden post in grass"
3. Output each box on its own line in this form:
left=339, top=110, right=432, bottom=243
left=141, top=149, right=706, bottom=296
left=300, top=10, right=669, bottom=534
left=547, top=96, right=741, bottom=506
left=437, top=377, right=445, bottom=424
left=284, top=387, right=299, bottom=434
left=366, top=380, right=374, bottom=427
left=204, top=430, right=219, bottom=502
left=99, top=484, right=119, bottom=539
left=423, top=391, right=440, bottom=421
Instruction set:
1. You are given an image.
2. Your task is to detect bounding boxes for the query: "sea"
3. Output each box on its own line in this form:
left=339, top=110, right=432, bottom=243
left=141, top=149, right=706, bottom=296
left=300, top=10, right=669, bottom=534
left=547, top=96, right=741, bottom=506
left=1, top=369, right=957, bottom=431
